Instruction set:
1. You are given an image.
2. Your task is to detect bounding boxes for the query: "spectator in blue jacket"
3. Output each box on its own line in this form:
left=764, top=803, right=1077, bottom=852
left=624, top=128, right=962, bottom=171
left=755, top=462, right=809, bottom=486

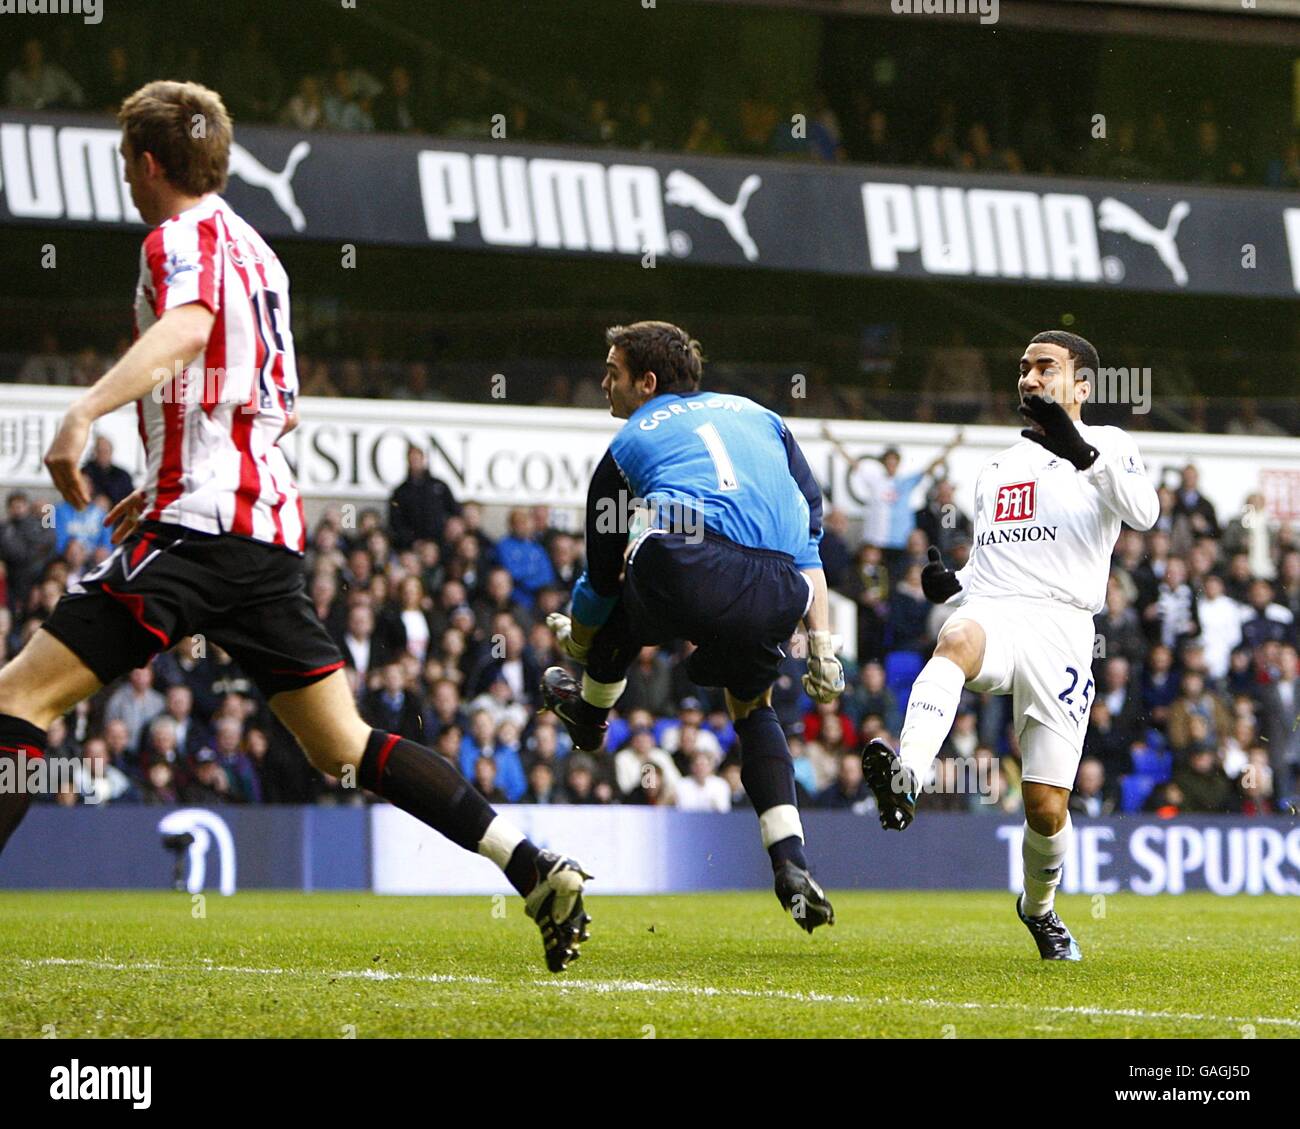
left=887, top=563, right=931, bottom=652
left=494, top=508, right=556, bottom=610
left=1141, top=644, right=1180, bottom=731
left=53, top=473, right=111, bottom=555
left=458, top=706, right=525, bottom=801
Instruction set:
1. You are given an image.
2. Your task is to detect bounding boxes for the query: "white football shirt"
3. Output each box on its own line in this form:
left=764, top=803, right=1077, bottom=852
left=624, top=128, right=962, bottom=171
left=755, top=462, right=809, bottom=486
left=950, top=423, right=1159, bottom=614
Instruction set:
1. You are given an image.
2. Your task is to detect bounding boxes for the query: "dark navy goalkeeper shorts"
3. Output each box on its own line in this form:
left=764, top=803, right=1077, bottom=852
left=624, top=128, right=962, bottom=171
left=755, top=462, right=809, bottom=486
left=43, top=520, right=343, bottom=698
left=586, top=528, right=812, bottom=702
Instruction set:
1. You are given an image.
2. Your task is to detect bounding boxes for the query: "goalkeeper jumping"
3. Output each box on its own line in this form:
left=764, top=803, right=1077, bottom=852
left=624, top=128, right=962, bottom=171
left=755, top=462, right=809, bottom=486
left=542, top=321, right=843, bottom=934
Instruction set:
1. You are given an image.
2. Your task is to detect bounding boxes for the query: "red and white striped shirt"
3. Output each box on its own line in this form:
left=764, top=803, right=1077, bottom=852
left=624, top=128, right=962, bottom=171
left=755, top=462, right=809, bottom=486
left=134, top=195, right=305, bottom=551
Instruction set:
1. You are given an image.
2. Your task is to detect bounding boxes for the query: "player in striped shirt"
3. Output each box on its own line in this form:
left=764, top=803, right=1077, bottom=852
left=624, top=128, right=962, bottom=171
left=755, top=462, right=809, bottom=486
left=131, top=182, right=305, bottom=547
left=0, top=81, right=590, bottom=972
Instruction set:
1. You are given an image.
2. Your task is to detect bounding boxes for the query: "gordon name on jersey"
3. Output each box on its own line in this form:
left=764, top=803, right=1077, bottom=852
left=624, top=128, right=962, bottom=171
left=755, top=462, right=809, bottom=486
left=953, top=422, right=1159, bottom=614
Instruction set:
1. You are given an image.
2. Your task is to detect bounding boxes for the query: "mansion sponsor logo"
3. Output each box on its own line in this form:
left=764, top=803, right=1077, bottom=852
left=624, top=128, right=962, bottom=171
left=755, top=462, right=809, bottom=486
left=418, top=149, right=762, bottom=261
left=289, top=424, right=601, bottom=501
left=992, top=480, right=1036, bottom=523
left=50, top=1061, right=151, bottom=1109
left=976, top=525, right=1058, bottom=546
left=863, top=182, right=1199, bottom=287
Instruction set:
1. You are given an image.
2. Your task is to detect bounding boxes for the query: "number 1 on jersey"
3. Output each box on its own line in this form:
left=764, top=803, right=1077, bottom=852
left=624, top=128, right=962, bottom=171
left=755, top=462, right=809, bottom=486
left=694, top=423, right=740, bottom=492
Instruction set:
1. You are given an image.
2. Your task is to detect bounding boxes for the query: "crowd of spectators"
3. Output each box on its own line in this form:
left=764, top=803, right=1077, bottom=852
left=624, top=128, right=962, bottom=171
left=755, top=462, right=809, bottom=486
left=9, top=334, right=1300, bottom=439
left=2, top=428, right=1296, bottom=820
left=813, top=459, right=1300, bottom=818
left=4, top=13, right=1295, bottom=822
left=5, top=23, right=1297, bottom=191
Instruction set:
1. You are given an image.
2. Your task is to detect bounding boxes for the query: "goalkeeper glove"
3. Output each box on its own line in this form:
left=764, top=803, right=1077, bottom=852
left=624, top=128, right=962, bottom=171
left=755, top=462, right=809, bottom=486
left=546, top=613, right=592, bottom=663
left=921, top=546, right=962, bottom=604
left=802, top=631, right=845, bottom=703
left=1018, top=394, right=1099, bottom=471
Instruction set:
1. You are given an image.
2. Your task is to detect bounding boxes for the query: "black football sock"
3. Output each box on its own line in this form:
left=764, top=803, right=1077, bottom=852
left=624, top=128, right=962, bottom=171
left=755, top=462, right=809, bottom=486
left=504, top=841, right=542, bottom=896
left=582, top=623, right=633, bottom=721
left=571, top=695, right=611, bottom=728
left=735, top=706, right=809, bottom=872
left=0, top=716, right=48, bottom=853
left=573, top=666, right=624, bottom=723
left=768, top=835, right=809, bottom=871
left=358, top=730, right=539, bottom=896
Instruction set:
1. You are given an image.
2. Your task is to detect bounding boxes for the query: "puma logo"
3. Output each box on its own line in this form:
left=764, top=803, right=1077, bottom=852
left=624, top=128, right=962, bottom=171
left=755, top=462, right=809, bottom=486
left=1097, top=198, right=1190, bottom=286
left=227, top=141, right=311, bottom=232
left=664, top=170, right=761, bottom=261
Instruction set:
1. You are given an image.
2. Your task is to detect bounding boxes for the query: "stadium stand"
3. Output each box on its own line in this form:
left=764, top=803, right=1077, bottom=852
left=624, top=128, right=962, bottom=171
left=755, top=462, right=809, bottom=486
left=3, top=431, right=1295, bottom=817
left=1, top=0, right=1296, bottom=821
left=5, top=4, right=1296, bottom=188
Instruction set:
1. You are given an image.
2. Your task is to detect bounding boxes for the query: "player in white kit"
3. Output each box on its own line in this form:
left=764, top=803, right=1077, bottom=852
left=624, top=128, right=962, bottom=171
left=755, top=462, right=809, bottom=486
left=862, top=332, right=1159, bottom=960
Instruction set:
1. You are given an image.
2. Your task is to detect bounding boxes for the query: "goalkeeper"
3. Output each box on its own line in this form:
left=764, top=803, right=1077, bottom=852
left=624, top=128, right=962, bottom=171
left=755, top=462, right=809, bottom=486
left=541, top=321, right=843, bottom=934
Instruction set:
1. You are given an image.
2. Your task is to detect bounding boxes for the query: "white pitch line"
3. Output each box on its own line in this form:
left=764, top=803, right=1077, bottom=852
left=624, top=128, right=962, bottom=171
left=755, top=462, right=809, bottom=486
left=17, top=958, right=494, bottom=985
left=14, top=958, right=1300, bottom=1031
left=541, top=977, right=1300, bottom=1030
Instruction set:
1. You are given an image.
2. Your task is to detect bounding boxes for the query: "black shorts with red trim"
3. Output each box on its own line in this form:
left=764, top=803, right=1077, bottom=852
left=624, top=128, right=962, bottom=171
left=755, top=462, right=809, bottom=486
left=43, top=520, right=343, bottom=699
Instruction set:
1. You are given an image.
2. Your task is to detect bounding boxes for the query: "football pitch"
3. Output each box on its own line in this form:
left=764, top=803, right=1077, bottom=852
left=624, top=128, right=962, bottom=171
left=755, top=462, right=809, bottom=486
left=1, top=891, right=1296, bottom=1039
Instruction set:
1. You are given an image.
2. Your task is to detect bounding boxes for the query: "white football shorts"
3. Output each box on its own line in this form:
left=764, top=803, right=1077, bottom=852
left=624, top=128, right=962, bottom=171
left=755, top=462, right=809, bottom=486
left=943, top=596, right=1097, bottom=789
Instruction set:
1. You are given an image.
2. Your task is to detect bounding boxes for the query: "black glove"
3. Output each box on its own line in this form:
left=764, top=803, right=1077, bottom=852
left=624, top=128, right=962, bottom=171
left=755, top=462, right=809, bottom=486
left=921, top=546, right=961, bottom=604
left=1019, top=394, right=1099, bottom=470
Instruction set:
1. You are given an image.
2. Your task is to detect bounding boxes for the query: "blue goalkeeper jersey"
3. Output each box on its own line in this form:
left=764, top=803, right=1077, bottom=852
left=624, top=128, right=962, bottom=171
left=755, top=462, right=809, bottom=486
left=571, top=391, right=824, bottom=628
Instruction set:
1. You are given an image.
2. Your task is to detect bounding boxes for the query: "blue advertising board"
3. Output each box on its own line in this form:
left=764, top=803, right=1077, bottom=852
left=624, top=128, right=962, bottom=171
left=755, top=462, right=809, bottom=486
left=3, top=807, right=1296, bottom=897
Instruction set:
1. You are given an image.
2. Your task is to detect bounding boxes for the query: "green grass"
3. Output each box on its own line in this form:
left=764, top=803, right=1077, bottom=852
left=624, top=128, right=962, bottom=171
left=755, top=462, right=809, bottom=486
left=1, top=891, right=1297, bottom=1038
